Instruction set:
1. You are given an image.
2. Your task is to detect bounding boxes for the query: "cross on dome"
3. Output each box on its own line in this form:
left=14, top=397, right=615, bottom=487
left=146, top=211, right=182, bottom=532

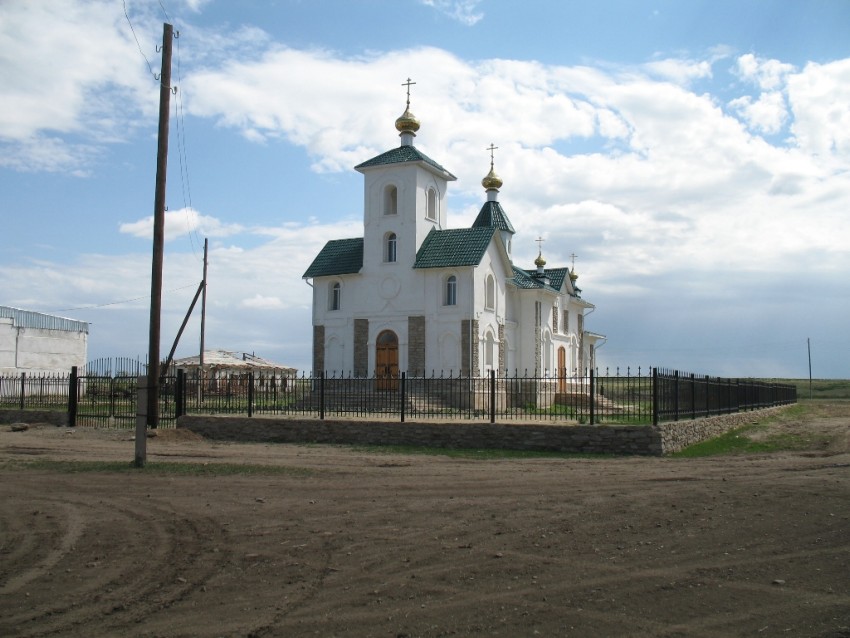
left=481, top=142, right=503, bottom=192
left=395, top=77, right=420, bottom=142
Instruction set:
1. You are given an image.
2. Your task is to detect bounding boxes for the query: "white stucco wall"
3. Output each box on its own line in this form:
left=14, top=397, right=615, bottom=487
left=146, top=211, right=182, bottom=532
left=0, top=320, right=88, bottom=375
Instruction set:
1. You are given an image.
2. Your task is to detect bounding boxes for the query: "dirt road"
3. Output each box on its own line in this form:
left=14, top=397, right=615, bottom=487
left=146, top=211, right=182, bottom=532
left=1, top=403, right=848, bottom=637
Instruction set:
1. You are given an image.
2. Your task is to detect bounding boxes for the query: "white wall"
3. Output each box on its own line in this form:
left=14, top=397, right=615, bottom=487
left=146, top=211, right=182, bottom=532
left=0, top=320, right=87, bottom=375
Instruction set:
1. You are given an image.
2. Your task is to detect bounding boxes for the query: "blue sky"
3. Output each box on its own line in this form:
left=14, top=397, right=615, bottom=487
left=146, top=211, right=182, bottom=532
left=1, top=0, right=849, bottom=378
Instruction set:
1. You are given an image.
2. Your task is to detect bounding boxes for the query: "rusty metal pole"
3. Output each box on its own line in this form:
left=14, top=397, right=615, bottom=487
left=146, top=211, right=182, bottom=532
left=147, top=23, right=173, bottom=431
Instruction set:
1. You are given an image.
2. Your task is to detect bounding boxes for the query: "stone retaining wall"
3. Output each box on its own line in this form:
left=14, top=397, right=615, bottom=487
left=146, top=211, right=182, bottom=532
left=178, top=406, right=788, bottom=456
left=657, top=406, right=786, bottom=453
left=0, top=409, right=68, bottom=427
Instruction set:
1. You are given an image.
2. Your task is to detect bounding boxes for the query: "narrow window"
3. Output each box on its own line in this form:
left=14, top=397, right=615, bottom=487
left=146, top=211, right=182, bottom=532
left=445, top=275, right=457, bottom=306
left=563, top=309, right=569, bottom=333
left=329, top=282, right=341, bottom=311
left=552, top=306, right=559, bottom=333
left=427, top=188, right=437, bottom=220
left=384, top=185, right=398, bottom=215
left=485, top=274, right=495, bottom=310
left=385, top=232, right=397, bottom=263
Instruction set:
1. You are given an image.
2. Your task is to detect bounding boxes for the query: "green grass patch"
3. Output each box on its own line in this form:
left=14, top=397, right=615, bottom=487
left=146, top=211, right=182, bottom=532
left=1, top=459, right=314, bottom=476
left=671, top=425, right=784, bottom=457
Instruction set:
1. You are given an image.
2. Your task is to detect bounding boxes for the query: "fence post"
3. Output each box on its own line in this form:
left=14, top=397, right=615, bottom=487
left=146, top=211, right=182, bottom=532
left=20, top=372, right=25, bottom=410
left=674, top=370, right=679, bottom=422
left=176, top=369, right=184, bottom=418
left=248, top=372, right=254, bottom=418
left=490, top=369, right=496, bottom=424
left=690, top=373, right=696, bottom=421
left=68, top=366, right=78, bottom=427
left=400, top=372, right=406, bottom=423
left=652, top=367, right=659, bottom=426
left=589, top=368, right=595, bottom=425
left=319, top=371, right=325, bottom=420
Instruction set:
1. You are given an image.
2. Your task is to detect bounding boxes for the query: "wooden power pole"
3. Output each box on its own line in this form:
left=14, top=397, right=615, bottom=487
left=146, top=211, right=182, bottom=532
left=145, top=22, right=174, bottom=440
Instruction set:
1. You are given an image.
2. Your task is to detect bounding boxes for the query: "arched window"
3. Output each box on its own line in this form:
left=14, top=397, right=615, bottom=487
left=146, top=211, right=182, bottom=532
left=384, top=185, right=398, bottom=215
left=445, top=275, right=457, bottom=306
left=485, top=274, right=495, bottom=310
left=329, top=282, right=341, bottom=311
left=385, top=232, right=397, bottom=263
left=426, top=188, right=437, bottom=220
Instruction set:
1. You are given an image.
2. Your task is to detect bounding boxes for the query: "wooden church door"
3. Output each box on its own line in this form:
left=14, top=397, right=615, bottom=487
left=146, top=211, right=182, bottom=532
left=557, top=346, right=567, bottom=393
left=375, top=330, right=399, bottom=391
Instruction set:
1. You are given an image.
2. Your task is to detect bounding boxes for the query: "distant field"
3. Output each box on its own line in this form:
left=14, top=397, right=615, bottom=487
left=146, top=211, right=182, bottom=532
left=757, top=378, right=850, bottom=400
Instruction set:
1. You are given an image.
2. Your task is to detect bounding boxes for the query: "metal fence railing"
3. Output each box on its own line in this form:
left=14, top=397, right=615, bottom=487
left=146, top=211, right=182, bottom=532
left=177, top=367, right=796, bottom=425
left=0, top=365, right=797, bottom=428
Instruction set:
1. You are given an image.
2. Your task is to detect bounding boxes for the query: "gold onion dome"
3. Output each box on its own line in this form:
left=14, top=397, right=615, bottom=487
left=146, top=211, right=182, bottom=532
left=569, top=267, right=579, bottom=282
left=482, top=166, right=503, bottom=190
left=395, top=106, right=420, bottom=134
left=535, top=252, right=547, bottom=268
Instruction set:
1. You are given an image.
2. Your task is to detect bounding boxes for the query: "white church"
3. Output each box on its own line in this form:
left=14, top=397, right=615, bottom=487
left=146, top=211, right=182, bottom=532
left=303, top=84, right=604, bottom=383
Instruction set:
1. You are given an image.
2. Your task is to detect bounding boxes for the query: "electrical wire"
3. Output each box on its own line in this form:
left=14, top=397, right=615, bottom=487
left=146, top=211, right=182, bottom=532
left=122, top=0, right=157, bottom=81
left=50, top=283, right=198, bottom=313
left=173, top=32, right=204, bottom=260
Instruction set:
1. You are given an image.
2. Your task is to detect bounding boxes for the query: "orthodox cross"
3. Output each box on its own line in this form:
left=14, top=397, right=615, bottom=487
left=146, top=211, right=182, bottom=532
left=536, top=237, right=545, bottom=253
left=486, top=142, right=499, bottom=168
left=570, top=253, right=578, bottom=270
left=402, top=78, right=416, bottom=107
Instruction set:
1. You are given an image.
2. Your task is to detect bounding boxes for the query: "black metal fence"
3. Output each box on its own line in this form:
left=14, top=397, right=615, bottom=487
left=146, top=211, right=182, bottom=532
left=0, top=365, right=796, bottom=428
left=175, top=367, right=796, bottom=425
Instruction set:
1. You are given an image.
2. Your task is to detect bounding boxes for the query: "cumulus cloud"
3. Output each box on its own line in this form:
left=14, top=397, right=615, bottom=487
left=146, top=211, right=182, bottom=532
left=729, top=91, right=788, bottom=135
left=734, top=53, right=795, bottom=90
left=787, top=58, right=850, bottom=157
left=119, top=208, right=245, bottom=240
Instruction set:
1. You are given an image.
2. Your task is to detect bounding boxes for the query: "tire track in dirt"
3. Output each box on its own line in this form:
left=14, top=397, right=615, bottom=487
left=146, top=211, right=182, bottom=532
left=0, top=491, right=228, bottom=638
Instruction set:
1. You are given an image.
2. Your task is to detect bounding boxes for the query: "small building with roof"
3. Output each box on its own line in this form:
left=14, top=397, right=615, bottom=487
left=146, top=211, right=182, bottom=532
left=303, top=84, right=604, bottom=382
left=0, top=305, right=89, bottom=375
left=172, top=350, right=297, bottom=395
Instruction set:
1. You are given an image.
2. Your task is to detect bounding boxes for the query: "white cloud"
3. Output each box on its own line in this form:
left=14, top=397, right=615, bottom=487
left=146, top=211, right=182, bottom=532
left=241, top=295, right=285, bottom=309
left=119, top=208, right=245, bottom=240
left=0, top=2, right=159, bottom=137
left=729, top=91, right=788, bottom=135
left=642, top=58, right=713, bottom=85
left=734, top=53, right=795, bottom=91
left=787, top=58, right=850, bottom=157
left=419, top=0, right=484, bottom=25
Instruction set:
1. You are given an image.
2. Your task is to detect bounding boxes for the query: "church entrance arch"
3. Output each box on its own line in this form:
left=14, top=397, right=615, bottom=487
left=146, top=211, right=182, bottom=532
left=375, top=330, right=399, bottom=391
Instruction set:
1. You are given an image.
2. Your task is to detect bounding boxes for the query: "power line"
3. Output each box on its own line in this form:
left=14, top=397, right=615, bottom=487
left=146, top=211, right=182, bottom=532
left=122, top=0, right=157, bottom=81
left=50, top=283, right=198, bottom=313
left=173, top=32, right=203, bottom=260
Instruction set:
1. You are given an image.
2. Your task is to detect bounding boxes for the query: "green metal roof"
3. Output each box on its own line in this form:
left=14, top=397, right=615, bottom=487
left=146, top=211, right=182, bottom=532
left=509, top=266, right=573, bottom=294
left=413, top=227, right=495, bottom=269
left=354, top=145, right=457, bottom=179
left=302, top=238, right=363, bottom=278
left=471, top=201, right=516, bottom=234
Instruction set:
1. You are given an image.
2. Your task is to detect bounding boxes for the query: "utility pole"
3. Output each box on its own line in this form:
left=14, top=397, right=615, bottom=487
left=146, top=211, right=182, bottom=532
left=200, top=237, right=208, bottom=368
left=145, top=22, right=174, bottom=441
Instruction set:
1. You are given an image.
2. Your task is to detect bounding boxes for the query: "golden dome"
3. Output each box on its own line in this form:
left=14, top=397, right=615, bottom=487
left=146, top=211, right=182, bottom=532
left=569, top=267, right=578, bottom=282
left=395, top=106, right=420, bottom=134
left=482, top=166, right=503, bottom=190
left=535, top=251, right=547, bottom=268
